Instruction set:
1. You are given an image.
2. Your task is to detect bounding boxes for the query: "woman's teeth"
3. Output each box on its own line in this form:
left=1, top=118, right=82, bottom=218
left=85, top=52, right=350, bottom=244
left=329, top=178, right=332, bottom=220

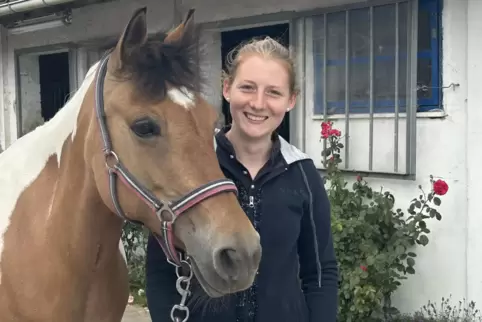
left=245, top=113, right=268, bottom=121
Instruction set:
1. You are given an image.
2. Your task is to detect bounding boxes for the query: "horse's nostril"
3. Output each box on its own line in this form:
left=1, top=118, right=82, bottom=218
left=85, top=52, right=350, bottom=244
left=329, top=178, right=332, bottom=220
left=213, top=248, right=242, bottom=282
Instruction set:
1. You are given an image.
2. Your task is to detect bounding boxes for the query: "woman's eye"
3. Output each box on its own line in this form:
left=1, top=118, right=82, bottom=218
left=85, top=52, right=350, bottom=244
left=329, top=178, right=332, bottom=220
left=130, top=117, right=161, bottom=138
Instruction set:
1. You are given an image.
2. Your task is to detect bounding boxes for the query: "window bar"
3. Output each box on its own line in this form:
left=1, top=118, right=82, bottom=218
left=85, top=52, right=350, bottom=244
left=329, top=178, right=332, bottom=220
left=405, top=2, right=412, bottom=175
left=368, top=6, right=374, bottom=171
left=322, top=14, right=328, bottom=168
left=344, top=10, right=350, bottom=169
left=394, top=2, right=400, bottom=173
left=406, top=0, right=418, bottom=175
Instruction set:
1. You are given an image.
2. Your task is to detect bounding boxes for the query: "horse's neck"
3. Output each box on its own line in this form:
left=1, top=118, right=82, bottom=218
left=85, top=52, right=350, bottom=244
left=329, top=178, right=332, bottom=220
left=37, top=94, right=123, bottom=270
left=0, top=61, right=123, bottom=273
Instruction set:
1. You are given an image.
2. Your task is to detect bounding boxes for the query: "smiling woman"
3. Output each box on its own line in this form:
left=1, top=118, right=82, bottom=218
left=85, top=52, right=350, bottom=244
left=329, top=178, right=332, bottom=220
left=146, top=36, right=339, bottom=322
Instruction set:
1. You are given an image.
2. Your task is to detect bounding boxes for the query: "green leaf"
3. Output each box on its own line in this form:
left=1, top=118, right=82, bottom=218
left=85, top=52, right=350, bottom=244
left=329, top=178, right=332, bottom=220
left=419, top=235, right=429, bottom=246
left=433, top=197, right=441, bottom=206
left=407, top=252, right=417, bottom=257
left=406, top=257, right=415, bottom=267
left=406, top=267, right=415, bottom=274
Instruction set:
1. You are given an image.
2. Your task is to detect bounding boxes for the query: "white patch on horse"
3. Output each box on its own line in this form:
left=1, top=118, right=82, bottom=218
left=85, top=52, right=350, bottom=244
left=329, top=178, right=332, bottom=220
left=168, top=86, right=195, bottom=108
left=0, top=62, right=99, bottom=283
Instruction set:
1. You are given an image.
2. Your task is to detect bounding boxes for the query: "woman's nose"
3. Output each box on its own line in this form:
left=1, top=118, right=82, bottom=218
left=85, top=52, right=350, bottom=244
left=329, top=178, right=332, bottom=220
left=249, top=92, right=266, bottom=110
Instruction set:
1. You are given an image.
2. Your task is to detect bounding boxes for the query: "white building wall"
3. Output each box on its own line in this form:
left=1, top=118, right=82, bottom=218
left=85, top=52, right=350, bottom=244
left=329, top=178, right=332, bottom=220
left=466, top=0, right=482, bottom=309
left=1, top=0, right=481, bottom=315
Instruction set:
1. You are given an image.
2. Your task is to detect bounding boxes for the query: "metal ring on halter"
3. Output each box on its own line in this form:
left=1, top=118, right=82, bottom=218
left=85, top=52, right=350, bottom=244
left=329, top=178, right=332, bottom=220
left=156, top=203, right=176, bottom=222
left=104, top=150, right=120, bottom=170
left=176, top=258, right=193, bottom=280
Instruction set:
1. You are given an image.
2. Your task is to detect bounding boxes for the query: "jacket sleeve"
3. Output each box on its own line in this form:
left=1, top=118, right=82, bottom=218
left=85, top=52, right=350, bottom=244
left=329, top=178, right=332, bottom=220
left=297, top=160, right=339, bottom=322
left=145, top=234, right=182, bottom=322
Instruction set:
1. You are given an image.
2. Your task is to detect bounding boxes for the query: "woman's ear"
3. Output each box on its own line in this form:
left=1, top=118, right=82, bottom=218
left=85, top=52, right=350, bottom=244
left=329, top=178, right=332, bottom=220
left=222, top=78, right=231, bottom=102
left=287, top=92, right=297, bottom=111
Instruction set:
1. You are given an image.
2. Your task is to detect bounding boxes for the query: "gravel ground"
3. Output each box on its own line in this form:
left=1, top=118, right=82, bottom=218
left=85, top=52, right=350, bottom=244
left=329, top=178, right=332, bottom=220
left=121, top=305, right=152, bottom=322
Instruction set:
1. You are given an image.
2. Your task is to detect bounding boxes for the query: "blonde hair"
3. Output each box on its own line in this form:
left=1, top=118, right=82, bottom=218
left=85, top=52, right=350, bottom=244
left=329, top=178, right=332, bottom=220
left=223, top=36, right=299, bottom=95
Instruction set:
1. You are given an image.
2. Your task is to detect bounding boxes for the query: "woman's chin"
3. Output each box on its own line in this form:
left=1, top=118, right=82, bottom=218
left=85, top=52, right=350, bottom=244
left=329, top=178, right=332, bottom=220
left=238, top=125, right=272, bottom=141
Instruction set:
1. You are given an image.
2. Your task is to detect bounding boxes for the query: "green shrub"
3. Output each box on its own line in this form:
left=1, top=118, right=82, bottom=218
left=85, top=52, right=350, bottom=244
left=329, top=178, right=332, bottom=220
left=320, top=121, right=449, bottom=321
left=121, top=222, right=149, bottom=306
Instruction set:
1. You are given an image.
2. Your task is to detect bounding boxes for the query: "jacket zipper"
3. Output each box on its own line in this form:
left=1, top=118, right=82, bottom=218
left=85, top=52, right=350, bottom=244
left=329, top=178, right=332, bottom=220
left=248, top=195, right=254, bottom=208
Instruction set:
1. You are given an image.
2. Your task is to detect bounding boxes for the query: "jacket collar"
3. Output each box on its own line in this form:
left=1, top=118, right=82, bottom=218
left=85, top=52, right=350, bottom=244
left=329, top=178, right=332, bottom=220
left=214, top=125, right=310, bottom=166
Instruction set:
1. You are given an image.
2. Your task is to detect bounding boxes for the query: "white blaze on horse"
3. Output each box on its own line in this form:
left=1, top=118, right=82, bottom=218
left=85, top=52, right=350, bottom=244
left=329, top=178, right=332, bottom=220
left=0, top=8, right=261, bottom=322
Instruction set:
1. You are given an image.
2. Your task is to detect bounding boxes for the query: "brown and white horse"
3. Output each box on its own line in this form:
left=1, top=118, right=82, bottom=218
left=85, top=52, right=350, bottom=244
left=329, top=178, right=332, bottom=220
left=0, top=7, right=261, bottom=322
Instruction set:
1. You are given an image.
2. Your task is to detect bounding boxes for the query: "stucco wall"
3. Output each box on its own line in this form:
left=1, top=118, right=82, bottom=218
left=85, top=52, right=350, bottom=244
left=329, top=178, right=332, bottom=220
left=18, top=53, right=43, bottom=135
left=1, top=0, right=481, bottom=316
left=465, top=0, right=482, bottom=310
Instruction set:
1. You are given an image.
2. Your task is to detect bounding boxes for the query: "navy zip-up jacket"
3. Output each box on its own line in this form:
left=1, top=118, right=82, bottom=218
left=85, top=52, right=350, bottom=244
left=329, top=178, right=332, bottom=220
left=145, top=127, right=339, bottom=322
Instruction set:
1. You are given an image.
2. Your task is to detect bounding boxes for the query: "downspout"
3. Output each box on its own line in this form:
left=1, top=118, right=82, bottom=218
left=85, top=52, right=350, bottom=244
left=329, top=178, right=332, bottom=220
left=0, top=0, right=76, bottom=17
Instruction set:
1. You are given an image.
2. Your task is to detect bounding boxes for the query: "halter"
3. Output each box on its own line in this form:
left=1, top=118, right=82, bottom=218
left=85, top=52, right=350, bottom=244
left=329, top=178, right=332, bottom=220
left=93, top=52, right=238, bottom=322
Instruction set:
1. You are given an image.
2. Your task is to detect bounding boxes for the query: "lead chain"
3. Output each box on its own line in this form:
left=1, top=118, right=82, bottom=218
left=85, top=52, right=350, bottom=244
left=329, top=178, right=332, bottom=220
left=170, top=257, right=193, bottom=322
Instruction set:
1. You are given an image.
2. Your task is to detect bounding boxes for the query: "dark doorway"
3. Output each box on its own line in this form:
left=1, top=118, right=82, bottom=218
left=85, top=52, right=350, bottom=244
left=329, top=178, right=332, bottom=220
left=39, top=52, right=70, bottom=122
left=221, top=23, right=291, bottom=142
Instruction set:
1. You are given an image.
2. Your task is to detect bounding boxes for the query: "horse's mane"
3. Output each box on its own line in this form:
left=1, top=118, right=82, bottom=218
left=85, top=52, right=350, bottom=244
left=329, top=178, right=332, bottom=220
left=113, top=24, right=203, bottom=102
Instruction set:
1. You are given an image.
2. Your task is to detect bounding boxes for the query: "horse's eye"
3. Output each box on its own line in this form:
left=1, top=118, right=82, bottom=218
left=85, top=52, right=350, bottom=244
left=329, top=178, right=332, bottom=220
left=130, top=117, right=161, bottom=138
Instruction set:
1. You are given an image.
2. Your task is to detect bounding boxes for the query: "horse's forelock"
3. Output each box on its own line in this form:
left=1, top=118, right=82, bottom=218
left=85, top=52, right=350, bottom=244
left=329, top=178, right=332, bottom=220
left=113, top=24, right=204, bottom=103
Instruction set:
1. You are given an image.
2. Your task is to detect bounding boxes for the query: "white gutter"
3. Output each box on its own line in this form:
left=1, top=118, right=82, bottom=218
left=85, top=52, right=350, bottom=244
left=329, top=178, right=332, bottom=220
left=0, top=0, right=76, bottom=17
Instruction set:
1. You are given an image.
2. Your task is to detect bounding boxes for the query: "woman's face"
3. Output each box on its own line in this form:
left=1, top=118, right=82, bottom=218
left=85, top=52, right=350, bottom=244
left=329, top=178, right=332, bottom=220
left=223, top=54, right=296, bottom=141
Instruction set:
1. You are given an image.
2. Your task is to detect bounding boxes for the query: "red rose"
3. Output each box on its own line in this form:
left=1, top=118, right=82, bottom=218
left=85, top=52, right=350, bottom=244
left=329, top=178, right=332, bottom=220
left=321, top=121, right=332, bottom=138
left=433, top=179, right=449, bottom=196
left=360, top=265, right=367, bottom=272
left=320, top=121, right=342, bottom=138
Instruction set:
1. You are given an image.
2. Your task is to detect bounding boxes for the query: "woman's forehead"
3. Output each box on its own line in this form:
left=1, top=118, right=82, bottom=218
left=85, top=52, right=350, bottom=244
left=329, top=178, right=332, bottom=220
left=236, top=55, right=290, bottom=88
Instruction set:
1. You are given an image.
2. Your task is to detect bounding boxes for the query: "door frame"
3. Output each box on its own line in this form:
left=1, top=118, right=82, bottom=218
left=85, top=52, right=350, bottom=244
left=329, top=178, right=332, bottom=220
left=14, top=44, right=75, bottom=138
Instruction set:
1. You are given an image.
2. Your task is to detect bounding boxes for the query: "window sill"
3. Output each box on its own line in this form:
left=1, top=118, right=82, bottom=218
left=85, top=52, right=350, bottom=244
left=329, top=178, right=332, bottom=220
left=311, top=109, right=447, bottom=120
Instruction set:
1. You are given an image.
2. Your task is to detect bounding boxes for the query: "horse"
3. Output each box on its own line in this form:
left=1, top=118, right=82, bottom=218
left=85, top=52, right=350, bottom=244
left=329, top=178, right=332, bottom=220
left=0, top=7, right=261, bottom=322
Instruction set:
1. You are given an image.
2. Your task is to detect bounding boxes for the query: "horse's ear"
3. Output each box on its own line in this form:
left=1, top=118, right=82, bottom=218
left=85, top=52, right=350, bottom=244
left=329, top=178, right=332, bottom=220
left=164, top=8, right=195, bottom=43
left=110, top=7, right=148, bottom=70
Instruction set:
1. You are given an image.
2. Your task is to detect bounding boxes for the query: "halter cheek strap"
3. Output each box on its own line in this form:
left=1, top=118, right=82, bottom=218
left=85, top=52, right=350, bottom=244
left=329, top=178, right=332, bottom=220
left=94, top=52, right=238, bottom=267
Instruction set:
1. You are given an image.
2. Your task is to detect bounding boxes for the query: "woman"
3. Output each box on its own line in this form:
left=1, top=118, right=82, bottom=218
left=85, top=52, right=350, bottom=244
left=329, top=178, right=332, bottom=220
left=145, top=36, right=339, bottom=322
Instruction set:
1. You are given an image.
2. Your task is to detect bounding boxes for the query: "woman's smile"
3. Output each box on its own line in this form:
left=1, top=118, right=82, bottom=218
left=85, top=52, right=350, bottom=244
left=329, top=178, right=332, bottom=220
left=244, top=112, right=269, bottom=124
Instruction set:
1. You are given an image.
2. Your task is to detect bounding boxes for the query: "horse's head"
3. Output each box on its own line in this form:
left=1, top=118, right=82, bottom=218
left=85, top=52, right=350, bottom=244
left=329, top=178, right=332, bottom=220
left=84, top=8, right=261, bottom=297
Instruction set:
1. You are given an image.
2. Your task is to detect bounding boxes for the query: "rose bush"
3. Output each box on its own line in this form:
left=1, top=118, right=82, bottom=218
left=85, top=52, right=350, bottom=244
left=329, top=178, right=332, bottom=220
left=320, top=121, right=449, bottom=321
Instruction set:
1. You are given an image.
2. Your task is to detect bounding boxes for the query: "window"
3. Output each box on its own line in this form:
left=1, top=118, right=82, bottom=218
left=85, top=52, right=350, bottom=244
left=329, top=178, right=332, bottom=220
left=312, top=0, right=441, bottom=116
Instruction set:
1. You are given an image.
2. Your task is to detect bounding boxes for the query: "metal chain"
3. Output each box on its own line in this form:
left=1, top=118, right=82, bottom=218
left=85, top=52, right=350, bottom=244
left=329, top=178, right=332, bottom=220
left=170, top=256, right=193, bottom=322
